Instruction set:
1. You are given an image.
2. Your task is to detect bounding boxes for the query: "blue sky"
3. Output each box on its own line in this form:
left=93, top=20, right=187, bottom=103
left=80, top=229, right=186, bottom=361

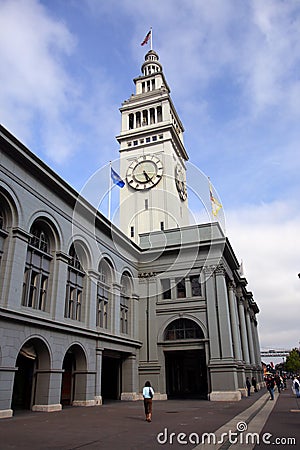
left=1, top=0, right=300, bottom=357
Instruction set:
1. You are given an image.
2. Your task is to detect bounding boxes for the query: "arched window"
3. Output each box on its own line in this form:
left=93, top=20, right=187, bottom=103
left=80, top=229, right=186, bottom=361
left=30, top=226, right=48, bottom=252
left=97, top=259, right=113, bottom=329
left=65, top=243, right=85, bottom=321
left=150, top=108, right=155, bottom=124
left=22, top=222, right=52, bottom=310
left=157, top=106, right=162, bottom=122
left=164, top=319, right=203, bottom=341
left=120, top=272, right=132, bottom=334
left=129, top=113, right=134, bottom=130
left=136, top=111, right=141, bottom=128
left=142, top=110, right=148, bottom=126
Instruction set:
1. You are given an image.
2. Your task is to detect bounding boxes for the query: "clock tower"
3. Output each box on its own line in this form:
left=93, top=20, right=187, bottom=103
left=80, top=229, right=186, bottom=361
left=117, top=50, right=189, bottom=242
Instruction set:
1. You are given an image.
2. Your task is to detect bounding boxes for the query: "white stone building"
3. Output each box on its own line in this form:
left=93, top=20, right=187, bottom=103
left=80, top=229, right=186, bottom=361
left=0, top=50, right=262, bottom=419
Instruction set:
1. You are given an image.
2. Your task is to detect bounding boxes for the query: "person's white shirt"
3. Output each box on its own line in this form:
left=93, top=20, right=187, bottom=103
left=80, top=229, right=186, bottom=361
left=143, top=386, right=154, bottom=398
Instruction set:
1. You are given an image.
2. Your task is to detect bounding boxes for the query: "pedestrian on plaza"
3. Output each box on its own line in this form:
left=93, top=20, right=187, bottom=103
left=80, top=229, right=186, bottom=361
left=266, top=376, right=275, bottom=400
left=292, top=376, right=300, bottom=398
left=246, top=377, right=251, bottom=396
left=251, top=376, right=258, bottom=392
left=143, top=381, right=154, bottom=422
left=283, top=375, right=287, bottom=389
left=275, top=374, right=281, bottom=393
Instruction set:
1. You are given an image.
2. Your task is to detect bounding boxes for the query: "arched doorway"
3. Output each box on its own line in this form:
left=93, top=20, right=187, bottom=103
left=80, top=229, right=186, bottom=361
left=12, top=338, right=51, bottom=411
left=61, top=344, right=87, bottom=406
left=101, top=351, right=121, bottom=401
left=164, top=318, right=208, bottom=399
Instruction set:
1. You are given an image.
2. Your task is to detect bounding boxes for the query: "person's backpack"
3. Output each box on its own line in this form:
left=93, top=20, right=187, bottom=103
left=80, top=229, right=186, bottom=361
left=149, top=387, right=153, bottom=398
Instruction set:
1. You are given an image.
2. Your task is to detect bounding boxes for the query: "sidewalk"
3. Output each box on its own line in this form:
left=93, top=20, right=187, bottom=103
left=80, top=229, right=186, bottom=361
left=253, top=386, right=300, bottom=449
left=0, top=387, right=299, bottom=449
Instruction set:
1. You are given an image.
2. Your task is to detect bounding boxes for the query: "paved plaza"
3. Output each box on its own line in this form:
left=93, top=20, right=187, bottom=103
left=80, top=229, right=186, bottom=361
left=0, top=384, right=299, bottom=449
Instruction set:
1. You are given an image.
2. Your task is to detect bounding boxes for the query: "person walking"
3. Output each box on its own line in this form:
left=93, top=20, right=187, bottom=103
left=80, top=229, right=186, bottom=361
left=266, top=376, right=275, bottom=400
left=143, top=381, right=154, bottom=422
left=292, top=376, right=300, bottom=398
left=246, top=377, right=251, bottom=396
left=275, top=374, right=281, bottom=393
left=251, top=376, right=258, bottom=392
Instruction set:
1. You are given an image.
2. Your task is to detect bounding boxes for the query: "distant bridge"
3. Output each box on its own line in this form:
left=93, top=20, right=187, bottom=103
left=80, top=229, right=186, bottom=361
left=260, top=349, right=290, bottom=358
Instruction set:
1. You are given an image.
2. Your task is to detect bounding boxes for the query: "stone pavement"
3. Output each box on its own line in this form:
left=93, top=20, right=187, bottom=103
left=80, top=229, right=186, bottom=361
left=0, top=385, right=299, bottom=449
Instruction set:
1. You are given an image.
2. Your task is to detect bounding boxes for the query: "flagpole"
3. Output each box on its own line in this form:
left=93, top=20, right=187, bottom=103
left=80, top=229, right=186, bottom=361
left=108, top=161, right=112, bottom=221
left=150, top=27, right=153, bottom=50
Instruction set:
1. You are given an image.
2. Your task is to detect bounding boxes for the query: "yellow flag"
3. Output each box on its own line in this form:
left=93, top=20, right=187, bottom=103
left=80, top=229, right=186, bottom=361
left=209, top=178, right=222, bottom=217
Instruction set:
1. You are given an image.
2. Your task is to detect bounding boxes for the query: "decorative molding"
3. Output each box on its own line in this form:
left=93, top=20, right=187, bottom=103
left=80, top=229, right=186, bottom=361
left=55, top=251, right=70, bottom=263
left=12, top=227, right=30, bottom=242
left=228, top=280, right=236, bottom=290
left=138, top=272, right=157, bottom=278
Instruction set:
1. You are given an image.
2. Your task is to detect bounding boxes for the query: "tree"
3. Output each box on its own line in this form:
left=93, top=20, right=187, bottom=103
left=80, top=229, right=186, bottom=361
left=285, top=348, right=300, bottom=374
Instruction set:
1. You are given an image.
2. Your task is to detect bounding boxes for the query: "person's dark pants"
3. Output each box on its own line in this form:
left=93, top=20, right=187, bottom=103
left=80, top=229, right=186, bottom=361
left=144, top=398, right=153, bottom=421
left=268, top=388, right=274, bottom=400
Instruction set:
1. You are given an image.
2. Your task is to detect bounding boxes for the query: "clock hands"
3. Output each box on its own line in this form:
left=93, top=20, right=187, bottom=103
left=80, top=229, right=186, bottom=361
left=143, top=170, right=154, bottom=183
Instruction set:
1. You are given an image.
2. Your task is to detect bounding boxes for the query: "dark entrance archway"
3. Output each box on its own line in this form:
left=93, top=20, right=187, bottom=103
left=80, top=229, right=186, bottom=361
left=12, top=352, right=35, bottom=410
left=61, top=352, right=76, bottom=406
left=101, top=352, right=121, bottom=401
left=61, top=344, right=87, bottom=407
left=165, top=349, right=207, bottom=399
left=163, top=318, right=208, bottom=399
left=12, top=338, right=51, bottom=411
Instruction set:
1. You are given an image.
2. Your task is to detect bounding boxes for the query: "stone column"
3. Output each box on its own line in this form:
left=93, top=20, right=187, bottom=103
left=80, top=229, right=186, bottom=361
left=245, top=308, right=256, bottom=365
left=32, top=369, right=63, bottom=412
left=170, top=278, right=177, bottom=300
left=0, top=367, right=17, bottom=418
left=86, top=270, right=98, bottom=330
left=252, top=319, right=263, bottom=383
left=131, top=293, right=139, bottom=341
left=252, top=318, right=261, bottom=366
left=205, top=266, right=240, bottom=401
left=95, top=347, right=103, bottom=405
left=5, top=228, right=30, bottom=309
left=138, top=272, right=163, bottom=399
left=204, top=267, right=220, bottom=360
left=52, top=251, right=69, bottom=319
left=238, top=298, right=250, bottom=364
left=185, top=276, right=192, bottom=298
left=228, top=282, right=243, bottom=362
left=215, top=266, right=234, bottom=360
left=112, top=282, right=121, bottom=335
left=121, top=354, right=138, bottom=401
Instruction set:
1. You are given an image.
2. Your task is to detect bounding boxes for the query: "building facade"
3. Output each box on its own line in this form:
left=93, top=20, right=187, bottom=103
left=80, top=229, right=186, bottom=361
left=0, top=50, right=262, bottom=419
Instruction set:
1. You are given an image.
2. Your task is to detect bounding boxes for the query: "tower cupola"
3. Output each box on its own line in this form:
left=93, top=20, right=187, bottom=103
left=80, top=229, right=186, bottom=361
left=141, top=50, right=162, bottom=76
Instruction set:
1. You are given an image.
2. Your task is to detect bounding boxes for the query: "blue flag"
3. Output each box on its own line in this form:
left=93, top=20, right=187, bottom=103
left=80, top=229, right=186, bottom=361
left=111, top=167, right=125, bottom=188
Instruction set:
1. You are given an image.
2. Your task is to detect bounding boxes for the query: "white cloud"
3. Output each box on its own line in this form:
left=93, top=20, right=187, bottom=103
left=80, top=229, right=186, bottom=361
left=239, top=0, right=300, bottom=116
left=0, top=0, right=76, bottom=161
left=226, top=201, right=300, bottom=350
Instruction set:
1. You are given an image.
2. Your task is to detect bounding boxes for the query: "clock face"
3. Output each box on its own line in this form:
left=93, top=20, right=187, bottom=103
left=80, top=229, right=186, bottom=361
left=175, top=164, right=187, bottom=201
left=126, top=155, right=163, bottom=190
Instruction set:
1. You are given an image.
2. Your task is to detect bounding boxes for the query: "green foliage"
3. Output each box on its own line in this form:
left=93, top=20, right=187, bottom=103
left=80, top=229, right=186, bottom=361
left=285, top=348, right=300, bottom=373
